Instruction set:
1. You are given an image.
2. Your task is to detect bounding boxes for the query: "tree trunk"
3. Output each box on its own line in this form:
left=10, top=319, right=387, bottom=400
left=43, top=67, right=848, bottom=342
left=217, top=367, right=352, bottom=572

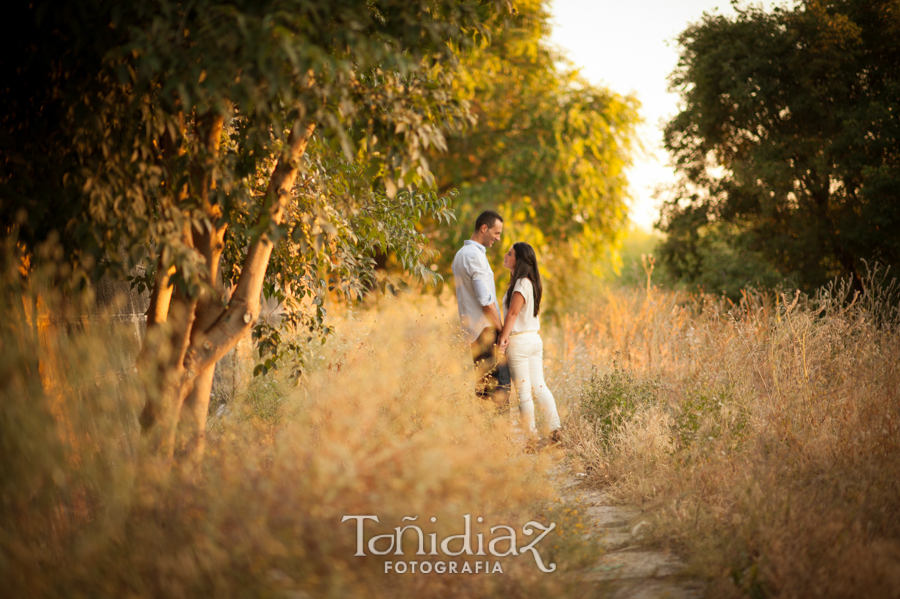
left=136, top=260, right=175, bottom=432
left=138, top=116, right=316, bottom=465
left=175, top=223, right=227, bottom=465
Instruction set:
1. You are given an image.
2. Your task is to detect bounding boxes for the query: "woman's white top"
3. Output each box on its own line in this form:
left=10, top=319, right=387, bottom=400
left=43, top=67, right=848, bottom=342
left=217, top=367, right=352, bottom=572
left=502, top=277, right=540, bottom=334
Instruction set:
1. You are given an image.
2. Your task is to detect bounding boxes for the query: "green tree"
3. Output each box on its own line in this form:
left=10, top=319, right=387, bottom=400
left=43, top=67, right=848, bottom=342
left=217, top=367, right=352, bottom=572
left=424, top=0, right=641, bottom=301
left=659, top=0, right=900, bottom=295
left=0, top=0, right=503, bottom=461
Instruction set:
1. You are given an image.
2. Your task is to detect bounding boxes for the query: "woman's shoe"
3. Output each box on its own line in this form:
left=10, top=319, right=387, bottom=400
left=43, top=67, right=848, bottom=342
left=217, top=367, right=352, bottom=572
left=524, top=438, right=544, bottom=454
left=548, top=428, right=564, bottom=447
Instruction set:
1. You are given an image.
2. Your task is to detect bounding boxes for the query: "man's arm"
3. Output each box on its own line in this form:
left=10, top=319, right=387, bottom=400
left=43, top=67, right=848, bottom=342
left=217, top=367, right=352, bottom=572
left=473, top=277, right=502, bottom=331
left=482, top=302, right=502, bottom=332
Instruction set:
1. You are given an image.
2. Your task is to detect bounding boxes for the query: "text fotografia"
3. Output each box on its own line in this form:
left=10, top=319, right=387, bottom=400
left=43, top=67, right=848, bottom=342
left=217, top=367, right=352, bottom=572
left=386, top=560, right=501, bottom=575
left=341, top=514, right=557, bottom=574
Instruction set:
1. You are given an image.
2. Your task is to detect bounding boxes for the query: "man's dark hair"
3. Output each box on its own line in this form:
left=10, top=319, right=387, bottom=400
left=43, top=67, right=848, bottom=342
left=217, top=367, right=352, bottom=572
left=474, top=210, right=503, bottom=233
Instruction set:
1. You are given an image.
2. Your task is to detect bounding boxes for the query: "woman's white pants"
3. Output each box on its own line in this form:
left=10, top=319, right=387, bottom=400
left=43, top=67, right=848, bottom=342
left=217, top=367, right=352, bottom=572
left=507, top=332, right=560, bottom=437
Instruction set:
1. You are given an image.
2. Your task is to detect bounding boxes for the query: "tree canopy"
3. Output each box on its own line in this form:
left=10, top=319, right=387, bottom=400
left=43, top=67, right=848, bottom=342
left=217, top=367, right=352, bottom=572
left=658, top=0, right=900, bottom=296
left=424, top=0, right=641, bottom=294
left=0, top=0, right=506, bottom=461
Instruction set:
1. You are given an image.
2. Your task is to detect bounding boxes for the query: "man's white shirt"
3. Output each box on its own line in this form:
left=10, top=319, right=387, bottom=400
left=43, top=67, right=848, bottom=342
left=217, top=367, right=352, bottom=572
left=452, top=240, right=498, bottom=343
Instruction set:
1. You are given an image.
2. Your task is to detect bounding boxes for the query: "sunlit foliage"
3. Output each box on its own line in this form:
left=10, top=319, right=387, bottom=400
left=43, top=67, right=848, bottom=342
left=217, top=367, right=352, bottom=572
left=426, top=0, right=641, bottom=287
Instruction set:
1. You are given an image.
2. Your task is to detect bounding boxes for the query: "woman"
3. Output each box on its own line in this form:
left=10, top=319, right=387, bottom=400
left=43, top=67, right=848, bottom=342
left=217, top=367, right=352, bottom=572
left=497, top=242, right=562, bottom=448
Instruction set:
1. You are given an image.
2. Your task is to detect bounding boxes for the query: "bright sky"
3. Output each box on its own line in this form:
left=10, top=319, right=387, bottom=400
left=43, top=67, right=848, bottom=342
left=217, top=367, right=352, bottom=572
left=548, top=0, right=787, bottom=231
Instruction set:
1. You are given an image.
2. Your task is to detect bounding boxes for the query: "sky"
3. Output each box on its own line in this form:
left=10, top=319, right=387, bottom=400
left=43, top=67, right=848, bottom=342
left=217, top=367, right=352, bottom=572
left=548, top=0, right=787, bottom=231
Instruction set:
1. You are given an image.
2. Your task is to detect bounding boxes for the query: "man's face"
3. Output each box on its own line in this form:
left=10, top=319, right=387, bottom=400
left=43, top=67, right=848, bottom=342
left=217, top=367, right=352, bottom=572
left=482, top=220, right=503, bottom=248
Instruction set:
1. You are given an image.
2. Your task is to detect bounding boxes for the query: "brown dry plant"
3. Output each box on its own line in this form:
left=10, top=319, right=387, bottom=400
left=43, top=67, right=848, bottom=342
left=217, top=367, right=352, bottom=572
left=0, top=266, right=597, bottom=598
left=553, top=268, right=900, bottom=598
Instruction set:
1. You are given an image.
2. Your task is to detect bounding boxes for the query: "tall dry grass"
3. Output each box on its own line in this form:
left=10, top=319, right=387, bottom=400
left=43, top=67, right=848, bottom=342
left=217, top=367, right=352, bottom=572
left=1, top=265, right=597, bottom=598
left=553, top=268, right=900, bottom=598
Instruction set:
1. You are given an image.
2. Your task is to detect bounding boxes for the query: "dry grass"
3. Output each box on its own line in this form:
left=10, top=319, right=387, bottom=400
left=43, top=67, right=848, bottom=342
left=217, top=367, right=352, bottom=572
left=7, top=254, right=899, bottom=598
left=0, top=274, right=602, bottom=598
left=553, top=269, right=900, bottom=598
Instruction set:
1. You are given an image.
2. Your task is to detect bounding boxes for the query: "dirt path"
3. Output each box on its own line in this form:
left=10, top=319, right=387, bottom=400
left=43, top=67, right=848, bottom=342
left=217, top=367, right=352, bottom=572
left=549, top=463, right=705, bottom=599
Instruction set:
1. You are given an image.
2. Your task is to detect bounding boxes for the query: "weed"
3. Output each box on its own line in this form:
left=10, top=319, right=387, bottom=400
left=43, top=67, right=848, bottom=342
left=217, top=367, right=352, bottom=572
left=671, top=383, right=749, bottom=453
left=558, top=267, right=900, bottom=598
left=578, top=364, right=659, bottom=445
left=1, top=280, right=595, bottom=598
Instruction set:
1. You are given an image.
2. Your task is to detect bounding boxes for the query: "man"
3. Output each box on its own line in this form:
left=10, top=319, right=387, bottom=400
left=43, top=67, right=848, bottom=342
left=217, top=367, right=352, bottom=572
left=451, top=210, right=511, bottom=410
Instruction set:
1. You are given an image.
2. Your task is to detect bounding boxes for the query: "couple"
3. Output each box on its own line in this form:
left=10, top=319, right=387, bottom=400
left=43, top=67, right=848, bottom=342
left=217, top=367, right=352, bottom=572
left=451, top=210, right=562, bottom=449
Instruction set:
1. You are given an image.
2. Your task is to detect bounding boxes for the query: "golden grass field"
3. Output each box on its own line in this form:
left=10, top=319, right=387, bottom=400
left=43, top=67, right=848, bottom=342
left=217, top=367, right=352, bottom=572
left=553, top=270, right=900, bottom=598
left=2, top=266, right=898, bottom=598
left=2, top=286, right=598, bottom=598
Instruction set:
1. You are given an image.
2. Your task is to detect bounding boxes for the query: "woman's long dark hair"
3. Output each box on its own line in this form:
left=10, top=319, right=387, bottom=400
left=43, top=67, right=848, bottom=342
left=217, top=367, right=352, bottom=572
left=504, top=242, right=542, bottom=317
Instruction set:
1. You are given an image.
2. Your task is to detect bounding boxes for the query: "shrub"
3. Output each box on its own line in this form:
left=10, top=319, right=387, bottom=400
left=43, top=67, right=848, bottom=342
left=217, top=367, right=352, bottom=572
left=578, top=364, right=659, bottom=445
left=671, top=383, right=749, bottom=454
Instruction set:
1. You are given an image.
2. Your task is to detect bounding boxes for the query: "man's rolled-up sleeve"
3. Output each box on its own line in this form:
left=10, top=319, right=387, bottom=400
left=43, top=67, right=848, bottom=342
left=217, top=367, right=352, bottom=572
left=472, top=278, right=494, bottom=307
left=463, top=254, right=494, bottom=306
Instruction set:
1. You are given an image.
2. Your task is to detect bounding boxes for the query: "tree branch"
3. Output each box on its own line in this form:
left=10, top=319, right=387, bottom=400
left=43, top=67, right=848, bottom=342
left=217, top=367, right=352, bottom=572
left=139, top=110, right=225, bottom=445
left=145, top=260, right=176, bottom=328
left=181, top=120, right=317, bottom=390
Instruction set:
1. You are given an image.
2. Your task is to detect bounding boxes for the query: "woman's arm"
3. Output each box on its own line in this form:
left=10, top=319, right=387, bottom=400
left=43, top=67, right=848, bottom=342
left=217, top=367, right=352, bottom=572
left=498, top=291, right=526, bottom=351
